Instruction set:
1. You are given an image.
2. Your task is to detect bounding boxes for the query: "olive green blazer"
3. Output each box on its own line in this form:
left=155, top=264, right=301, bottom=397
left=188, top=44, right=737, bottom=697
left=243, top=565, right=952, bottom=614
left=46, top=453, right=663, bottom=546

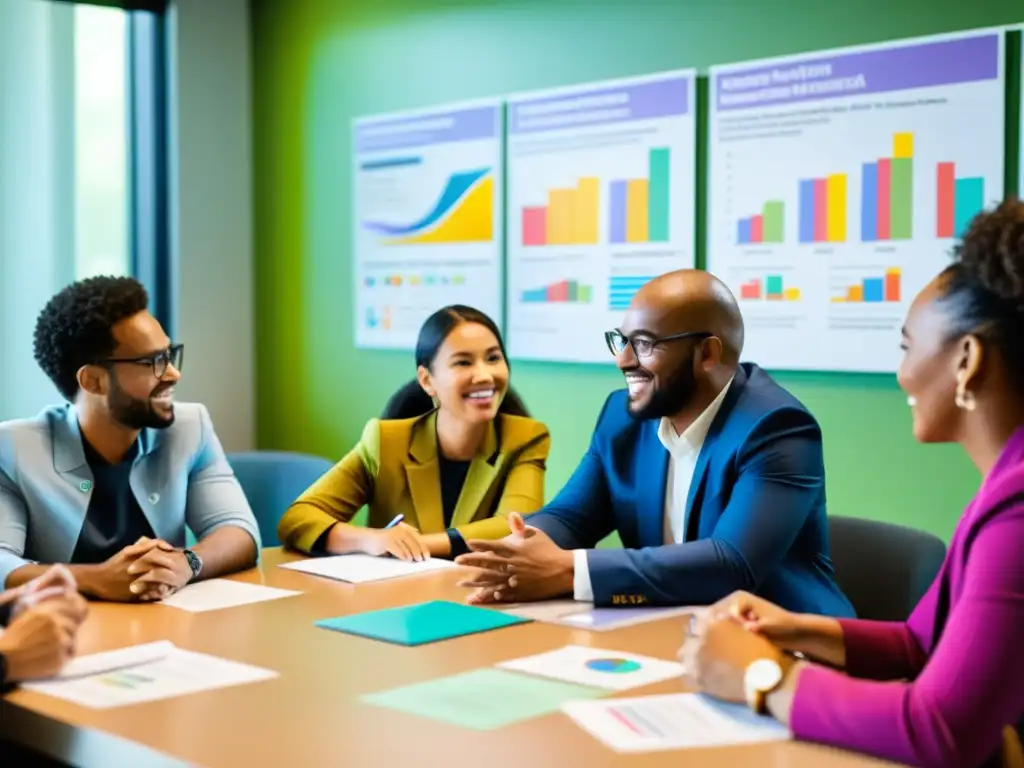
left=277, top=411, right=551, bottom=553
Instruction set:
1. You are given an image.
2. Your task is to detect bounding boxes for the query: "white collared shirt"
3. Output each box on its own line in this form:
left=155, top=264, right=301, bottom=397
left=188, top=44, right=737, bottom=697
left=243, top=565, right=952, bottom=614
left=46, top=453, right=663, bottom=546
left=571, top=377, right=734, bottom=601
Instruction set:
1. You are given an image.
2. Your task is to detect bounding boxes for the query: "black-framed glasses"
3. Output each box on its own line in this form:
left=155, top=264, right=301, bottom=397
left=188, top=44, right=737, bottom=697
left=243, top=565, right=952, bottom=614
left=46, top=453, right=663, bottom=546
left=604, top=330, right=711, bottom=361
left=97, top=343, right=184, bottom=379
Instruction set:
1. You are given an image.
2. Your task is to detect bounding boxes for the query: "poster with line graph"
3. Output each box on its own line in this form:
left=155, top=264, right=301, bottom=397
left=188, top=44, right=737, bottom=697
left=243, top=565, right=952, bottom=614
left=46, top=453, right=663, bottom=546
left=708, top=29, right=1005, bottom=373
left=506, top=70, right=697, bottom=363
left=352, top=100, right=503, bottom=349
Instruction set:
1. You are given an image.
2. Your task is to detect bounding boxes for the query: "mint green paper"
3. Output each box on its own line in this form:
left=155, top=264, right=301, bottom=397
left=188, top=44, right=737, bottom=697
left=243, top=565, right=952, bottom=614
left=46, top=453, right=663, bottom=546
left=315, top=600, right=529, bottom=646
left=361, top=668, right=606, bottom=730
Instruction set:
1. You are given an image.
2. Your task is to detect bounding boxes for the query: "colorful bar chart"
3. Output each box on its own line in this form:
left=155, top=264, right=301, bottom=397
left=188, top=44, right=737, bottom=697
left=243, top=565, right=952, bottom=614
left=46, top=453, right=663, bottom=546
left=831, top=268, right=902, bottom=303
left=739, top=275, right=800, bottom=301
left=610, top=148, right=670, bottom=244
left=861, top=132, right=913, bottom=241
left=520, top=279, right=593, bottom=303
left=936, top=162, right=984, bottom=238
left=608, top=275, right=653, bottom=311
left=798, top=174, right=846, bottom=243
left=737, top=201, right=784, bottom=244
left=521, top=177, right=599, bottom=246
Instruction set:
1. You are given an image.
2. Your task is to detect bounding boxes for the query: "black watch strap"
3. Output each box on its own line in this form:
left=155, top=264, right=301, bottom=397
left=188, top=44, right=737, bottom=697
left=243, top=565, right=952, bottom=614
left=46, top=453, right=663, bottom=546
left=182, top=548, right=203, bottom=581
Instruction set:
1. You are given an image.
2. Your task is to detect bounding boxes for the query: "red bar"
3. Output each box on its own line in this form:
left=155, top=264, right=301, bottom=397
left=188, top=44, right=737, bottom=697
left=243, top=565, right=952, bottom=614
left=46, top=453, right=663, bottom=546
left=877, top=158, right=891, bottom=240
left=522, top=206, right=547, bottom=246
left=813, top=179, right=827, bottom=242
left=546, top=280, right=568, bottom=302
left=885, top=271, right=901, bottom=302
left=936, top=162, right=955, bottom=238
left=750, top=215, right=764, bottom=243
left=740, top=279, right=761, bottom=300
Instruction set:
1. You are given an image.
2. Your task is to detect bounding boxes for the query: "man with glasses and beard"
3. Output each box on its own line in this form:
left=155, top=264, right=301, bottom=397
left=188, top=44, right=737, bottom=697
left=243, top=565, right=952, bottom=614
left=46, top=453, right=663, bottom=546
left=457, top=269, right=854, bottom=617
left=0, top=276, right=260, bottom=602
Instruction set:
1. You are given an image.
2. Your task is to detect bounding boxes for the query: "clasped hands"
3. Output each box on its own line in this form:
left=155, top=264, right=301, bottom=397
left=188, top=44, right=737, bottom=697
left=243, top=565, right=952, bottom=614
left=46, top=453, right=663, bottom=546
left=454, top=512, right=574, bottom=602
left=92, top=536, right=193, bottom=602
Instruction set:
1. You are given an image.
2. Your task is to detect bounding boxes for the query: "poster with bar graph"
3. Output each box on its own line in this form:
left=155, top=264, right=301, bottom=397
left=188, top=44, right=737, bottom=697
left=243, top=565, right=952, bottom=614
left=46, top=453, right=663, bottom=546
left=505, top=70, right=697, bottom=363
left=708, top=29, right=1004, bottom=373
left=352, top=99, right=503, bottom=349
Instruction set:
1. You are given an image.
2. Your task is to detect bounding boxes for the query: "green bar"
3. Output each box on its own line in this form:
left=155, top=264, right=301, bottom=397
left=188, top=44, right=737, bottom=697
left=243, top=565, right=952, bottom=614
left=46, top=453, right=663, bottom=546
left=579, top=284, right=592, bottom=303
left=566, top=281, right=578, bottom=302
left=953, top=177, right=984, bottom=238
left=762, top=200, right=784, bottom=243
left=766, top=275, right=783, bottom=297
left=647, top=148, right=670, bottom=242
left=889, top=158, right=912, bottom=239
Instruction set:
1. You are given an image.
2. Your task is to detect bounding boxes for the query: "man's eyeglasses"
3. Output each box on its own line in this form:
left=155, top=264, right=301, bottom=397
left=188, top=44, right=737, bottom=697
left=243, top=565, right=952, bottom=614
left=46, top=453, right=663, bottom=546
left=97, top=343, right=184, bottom=379
left=604, top=330, right=711, bottom=361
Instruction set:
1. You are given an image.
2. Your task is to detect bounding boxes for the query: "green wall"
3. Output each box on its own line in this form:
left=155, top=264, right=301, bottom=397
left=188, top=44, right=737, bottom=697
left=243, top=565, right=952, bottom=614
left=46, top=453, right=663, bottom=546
left=251, top=0, right=1022, bottom=543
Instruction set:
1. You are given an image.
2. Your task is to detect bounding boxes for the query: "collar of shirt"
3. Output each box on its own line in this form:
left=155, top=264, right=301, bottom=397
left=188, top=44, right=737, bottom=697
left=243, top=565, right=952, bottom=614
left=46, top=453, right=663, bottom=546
left=657, top=375, right=735, bottom=457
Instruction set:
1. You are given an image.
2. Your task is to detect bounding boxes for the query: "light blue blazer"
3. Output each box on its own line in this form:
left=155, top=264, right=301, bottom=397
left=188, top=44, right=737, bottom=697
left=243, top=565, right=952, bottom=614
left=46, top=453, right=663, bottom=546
left=0, top=402, right=261, bottom=587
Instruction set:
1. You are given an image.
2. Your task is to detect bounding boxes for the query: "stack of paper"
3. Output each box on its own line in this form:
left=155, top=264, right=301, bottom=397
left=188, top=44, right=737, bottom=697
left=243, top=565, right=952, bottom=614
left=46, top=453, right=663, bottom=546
left=497, top=645, right=684, bottom=691
left=563, top=693, right=790, bottom=752
left=280, top=554, right=457, bottom=584
left=160, top=579, right=300, bottom=612
left=24, top=641, right=278, bottom=709
left=503, top=600, right=700, bottom=631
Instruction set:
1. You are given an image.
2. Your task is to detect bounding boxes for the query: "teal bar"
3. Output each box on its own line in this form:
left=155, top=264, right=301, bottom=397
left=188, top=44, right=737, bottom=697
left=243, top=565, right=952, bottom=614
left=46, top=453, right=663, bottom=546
left=765, top=275, right=783, bottom=297
left=648, top=148, right=670, bottom=242
left=954, top=177, right=984, bottom=238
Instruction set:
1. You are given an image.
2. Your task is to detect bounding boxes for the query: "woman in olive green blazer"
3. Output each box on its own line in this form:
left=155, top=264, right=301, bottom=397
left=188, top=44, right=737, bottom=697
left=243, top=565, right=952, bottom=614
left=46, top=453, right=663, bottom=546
left=277, top=306, right=550, bottom=560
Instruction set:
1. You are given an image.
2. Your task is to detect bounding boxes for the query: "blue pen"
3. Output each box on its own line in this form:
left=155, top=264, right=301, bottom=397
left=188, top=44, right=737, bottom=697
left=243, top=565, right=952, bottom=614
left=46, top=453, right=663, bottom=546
left=384, top=514, right=404, bottom=530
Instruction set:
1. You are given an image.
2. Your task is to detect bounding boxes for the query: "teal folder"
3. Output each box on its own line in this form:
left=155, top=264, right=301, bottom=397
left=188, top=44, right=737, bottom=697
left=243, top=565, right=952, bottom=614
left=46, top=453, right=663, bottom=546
left=315, top=600, right=530, bottom=646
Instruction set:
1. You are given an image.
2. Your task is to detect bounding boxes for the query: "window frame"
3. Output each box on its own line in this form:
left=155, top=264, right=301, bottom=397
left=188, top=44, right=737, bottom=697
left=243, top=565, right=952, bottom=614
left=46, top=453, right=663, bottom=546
left=55, top=0, right=174, bottom=332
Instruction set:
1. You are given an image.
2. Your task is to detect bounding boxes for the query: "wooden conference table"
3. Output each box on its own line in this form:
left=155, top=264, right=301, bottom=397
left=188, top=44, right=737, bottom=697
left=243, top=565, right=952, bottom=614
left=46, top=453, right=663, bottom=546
left=1, top=548, right=901, bottom=767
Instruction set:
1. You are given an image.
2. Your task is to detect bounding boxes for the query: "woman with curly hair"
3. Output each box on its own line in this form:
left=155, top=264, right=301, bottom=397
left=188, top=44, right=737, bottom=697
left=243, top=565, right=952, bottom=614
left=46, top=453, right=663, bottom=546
left=682, top=199, right=1024, bottom=768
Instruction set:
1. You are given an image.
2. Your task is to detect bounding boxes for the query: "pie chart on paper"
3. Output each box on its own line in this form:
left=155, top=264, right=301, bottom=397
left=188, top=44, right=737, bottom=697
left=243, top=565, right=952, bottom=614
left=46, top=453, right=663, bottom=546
left=584, top=658, right=643, bottom=674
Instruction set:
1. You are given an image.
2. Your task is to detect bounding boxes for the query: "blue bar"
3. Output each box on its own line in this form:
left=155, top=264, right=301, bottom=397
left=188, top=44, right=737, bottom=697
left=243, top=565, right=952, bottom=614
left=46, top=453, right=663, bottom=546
left=953, top=177, right=984, bottom=239
left=608, top=276, right=653, bottom=310
left=862, top=278, right=884, bottom=302
left=609, top=181, right=628, bottom=243
left=738, top=217, right=751, bottom=244
left=798, top=180, right=815, bottom=243
left=861, top=163, right=878, bottom=242
left=521, top=288, right=547, bottom=303
left=360, top=156, right=423, bottom=171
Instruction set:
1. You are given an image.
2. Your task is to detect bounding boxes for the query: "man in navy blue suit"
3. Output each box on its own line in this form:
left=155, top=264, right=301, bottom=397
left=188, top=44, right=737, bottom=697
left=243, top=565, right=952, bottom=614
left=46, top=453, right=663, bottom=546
left=456, top=270, right=854, bottom=616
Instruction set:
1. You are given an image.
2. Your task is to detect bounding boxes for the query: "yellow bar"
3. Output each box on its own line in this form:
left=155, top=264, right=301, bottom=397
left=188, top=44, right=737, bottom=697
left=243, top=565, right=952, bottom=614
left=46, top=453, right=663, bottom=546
left=546, top=188, right=573, bottom=245
left=893, top=132, right=913, bottom=159
left=847, top=285, right=863, bottom=302
left=625, top=179, right=649, bottom=242
left=576, top=177, right=600, bottom=244
left=826, top=173, right=846, bottom=242
left=830, top=296, right=846, bottom=303
left=784, top=287, right=800, bottom=301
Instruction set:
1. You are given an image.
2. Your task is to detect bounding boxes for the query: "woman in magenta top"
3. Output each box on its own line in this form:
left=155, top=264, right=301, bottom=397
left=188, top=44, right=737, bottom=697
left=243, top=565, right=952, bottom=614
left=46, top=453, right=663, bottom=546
left=682, top=199, right=1024, bottom=768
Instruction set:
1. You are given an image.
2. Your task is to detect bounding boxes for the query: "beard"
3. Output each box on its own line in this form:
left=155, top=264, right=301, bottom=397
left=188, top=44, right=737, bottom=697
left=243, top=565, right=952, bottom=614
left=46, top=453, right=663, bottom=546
left=107, top=379, right=175, bottom=430
left=626, top=361, right=698, bottom=421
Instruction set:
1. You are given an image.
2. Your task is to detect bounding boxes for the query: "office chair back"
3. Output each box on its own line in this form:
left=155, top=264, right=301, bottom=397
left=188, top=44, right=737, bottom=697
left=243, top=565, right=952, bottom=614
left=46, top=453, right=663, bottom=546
left=828, top=515, right=947, bottom=621
left=227, top=451, right=334, bottom=547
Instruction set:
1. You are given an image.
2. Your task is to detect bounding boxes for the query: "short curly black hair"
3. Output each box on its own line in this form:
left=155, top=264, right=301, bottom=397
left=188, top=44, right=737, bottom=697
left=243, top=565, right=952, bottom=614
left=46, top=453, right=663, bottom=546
left=33, top=276, right=150, bottom=401
left=939, top=197, right=1024, bottom=388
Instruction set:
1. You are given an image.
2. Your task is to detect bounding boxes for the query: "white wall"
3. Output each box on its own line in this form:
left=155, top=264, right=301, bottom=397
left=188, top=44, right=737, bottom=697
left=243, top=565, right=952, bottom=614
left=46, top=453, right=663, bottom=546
left=167, top=0, right=255, bottom=451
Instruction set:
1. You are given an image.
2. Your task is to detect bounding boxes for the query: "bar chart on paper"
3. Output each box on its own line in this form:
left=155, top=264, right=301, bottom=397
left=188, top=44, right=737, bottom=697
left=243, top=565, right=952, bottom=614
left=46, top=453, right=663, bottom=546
left=507, top=70, right=697, bottom=363
left=708, top=30, right=1004, bottom=372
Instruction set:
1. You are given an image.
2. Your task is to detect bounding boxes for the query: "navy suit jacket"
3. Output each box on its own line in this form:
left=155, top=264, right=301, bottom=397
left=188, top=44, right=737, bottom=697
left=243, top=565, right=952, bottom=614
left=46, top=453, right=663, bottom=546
left=527, top=363, right=855, bottom=616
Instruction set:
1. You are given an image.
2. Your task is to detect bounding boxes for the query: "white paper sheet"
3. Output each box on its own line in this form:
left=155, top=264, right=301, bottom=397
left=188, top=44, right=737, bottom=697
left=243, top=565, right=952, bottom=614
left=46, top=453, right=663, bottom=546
left=497, top=645, right=684, bottom=691
left=24, top=643, right=277, bottom=709
left=159, top=579, right=300, bottom=613
left=55, top=641, right=174, bottom=680
left=279, top=554, right=457, bottom=584
left=502, top=601, right=702, bottom=631
left=562, top=693, right=790, bottom=752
